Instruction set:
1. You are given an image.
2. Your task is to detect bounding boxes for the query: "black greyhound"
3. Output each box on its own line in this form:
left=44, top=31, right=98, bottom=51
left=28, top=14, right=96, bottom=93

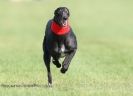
left=43, top=7, right=77, bottom=86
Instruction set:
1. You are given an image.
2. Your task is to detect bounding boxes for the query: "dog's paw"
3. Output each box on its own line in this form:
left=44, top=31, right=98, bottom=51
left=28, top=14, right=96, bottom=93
left=56, top=64, right=61, bottom=68
left=48, top=83, right=52, bottom=87
left=52, top=60, right=61, bottom=68
left=60, top=68, right=67, bottom=74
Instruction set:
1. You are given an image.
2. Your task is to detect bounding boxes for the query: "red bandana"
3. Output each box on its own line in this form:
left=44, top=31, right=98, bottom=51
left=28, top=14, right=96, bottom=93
left=51, top=21, right=70, bottom=35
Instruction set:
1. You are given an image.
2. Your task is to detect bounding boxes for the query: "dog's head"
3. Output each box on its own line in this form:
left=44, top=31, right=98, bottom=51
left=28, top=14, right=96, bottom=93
left=53, top=7, right=70, bottom=27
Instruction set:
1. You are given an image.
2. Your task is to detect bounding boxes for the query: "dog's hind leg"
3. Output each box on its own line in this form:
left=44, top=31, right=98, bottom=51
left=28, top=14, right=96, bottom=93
left=60, top=49, right=77, bottom=73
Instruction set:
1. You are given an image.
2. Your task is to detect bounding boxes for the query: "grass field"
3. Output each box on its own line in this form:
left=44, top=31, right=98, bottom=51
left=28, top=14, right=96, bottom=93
left=0, top=0, right=133, bottom=96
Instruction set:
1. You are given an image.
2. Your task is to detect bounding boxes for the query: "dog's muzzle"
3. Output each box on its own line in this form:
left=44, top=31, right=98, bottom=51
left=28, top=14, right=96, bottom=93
left=62, top=20, right=68, bottom=27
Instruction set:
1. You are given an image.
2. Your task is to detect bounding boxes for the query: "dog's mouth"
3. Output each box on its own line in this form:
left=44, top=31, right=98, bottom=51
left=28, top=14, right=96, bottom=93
left=62, top=20, right=68, bottom=27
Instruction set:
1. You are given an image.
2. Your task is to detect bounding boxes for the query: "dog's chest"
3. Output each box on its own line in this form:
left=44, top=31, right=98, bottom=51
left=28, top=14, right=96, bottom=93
left=60, top=44, right=65, bottom=52
left=59, top=44, right=66, bottom=57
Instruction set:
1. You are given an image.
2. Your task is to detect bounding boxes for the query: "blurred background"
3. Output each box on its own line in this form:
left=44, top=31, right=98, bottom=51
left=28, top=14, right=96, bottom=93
left=0, top=0, right=133, bottom=96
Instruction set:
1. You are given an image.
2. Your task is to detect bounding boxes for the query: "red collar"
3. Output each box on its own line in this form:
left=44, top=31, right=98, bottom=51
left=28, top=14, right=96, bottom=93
left=51, top=21, right=70, bottom=35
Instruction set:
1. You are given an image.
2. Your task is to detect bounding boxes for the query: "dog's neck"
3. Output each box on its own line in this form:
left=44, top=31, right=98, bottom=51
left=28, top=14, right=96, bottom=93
left=51, top=20, right=70, bottom=35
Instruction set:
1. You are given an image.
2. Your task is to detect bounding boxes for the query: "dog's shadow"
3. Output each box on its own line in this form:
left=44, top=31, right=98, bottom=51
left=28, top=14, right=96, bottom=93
left=0, top=83, right=50, bottom=88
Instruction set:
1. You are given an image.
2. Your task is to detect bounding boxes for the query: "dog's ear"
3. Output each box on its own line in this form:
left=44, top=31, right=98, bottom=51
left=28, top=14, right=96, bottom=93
left=54, top=8, right=60, bottom=16
left=54, top=9, right=57, bottom=16
left=65, top=7, right=70, bottom=17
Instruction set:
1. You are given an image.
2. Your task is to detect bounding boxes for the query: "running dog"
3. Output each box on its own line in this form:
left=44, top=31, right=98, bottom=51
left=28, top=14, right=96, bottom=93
left=43, top=7, right=77, bottom=86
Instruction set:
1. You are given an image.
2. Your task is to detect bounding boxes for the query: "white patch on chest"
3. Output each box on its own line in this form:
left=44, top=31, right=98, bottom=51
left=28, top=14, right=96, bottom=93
left=61, top=45, right=65, bottom=52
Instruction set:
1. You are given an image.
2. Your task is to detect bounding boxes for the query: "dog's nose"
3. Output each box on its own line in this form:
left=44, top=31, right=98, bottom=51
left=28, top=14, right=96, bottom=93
left=63, top=17, right=67, bottom=20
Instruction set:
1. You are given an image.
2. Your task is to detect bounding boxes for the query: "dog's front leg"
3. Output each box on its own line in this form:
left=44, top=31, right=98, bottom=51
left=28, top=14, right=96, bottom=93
left=43, top=37, right=52, bottom=87
left=61, top=49, right=77, bottom=73
left=43, top=53, right=52, bottom=87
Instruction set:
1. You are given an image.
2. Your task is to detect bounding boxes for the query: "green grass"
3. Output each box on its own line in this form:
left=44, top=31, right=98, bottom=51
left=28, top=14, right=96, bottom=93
left=0, top=0, right=133, bottom=96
